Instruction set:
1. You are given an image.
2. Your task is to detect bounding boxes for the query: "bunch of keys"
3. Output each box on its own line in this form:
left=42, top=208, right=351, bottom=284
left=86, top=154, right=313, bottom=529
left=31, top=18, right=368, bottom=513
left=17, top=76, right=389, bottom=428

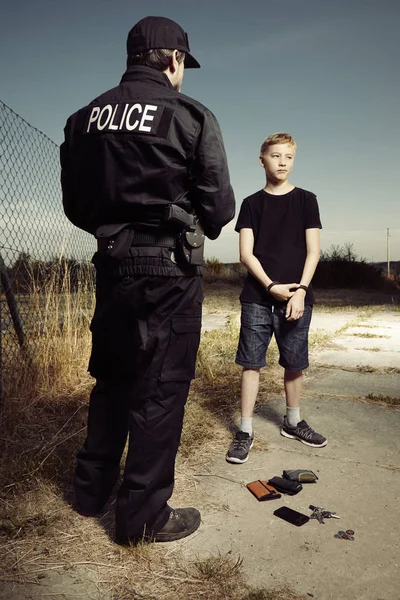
left=335, top=529, right=355, bottom=541
left=309, top=505, right=340, bottom=524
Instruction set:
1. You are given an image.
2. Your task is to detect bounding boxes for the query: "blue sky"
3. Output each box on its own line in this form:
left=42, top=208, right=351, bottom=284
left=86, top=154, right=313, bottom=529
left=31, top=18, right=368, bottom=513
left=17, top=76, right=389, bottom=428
left=1, top=0, right=399, bottom=262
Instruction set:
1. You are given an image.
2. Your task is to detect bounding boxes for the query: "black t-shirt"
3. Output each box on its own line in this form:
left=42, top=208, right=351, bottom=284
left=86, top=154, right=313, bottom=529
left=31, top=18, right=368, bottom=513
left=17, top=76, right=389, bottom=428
left=235, top=187, right=322, bottom=305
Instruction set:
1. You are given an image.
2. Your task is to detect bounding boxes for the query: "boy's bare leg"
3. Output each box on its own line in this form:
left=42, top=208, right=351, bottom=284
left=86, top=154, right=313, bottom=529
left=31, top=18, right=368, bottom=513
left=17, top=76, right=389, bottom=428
left=284, top=369, right=302, bottom=407
left=284, top=369, right=302, bottom=426
left=226, top=368, right=259, bottom=463
left=241, top=368, right=260, bottom=418
left=282, top=369, right=327, bottom=446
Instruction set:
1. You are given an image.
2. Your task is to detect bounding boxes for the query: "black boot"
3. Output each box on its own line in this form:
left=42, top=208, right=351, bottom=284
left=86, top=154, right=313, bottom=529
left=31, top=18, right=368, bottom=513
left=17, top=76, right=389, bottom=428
left=154, top=508, right=201, bottom=542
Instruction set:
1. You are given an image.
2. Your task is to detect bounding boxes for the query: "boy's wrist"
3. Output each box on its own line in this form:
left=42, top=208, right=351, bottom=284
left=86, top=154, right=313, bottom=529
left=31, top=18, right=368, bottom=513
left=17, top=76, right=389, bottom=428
left=266, top=281, right=280, bottom=292
left=296, top=284, right=308, bottom=293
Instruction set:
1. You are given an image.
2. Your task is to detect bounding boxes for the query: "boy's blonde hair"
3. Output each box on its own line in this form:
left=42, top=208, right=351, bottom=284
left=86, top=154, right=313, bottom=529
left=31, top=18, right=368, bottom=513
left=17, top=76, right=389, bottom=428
left=260, top=133, right=297, bottom=156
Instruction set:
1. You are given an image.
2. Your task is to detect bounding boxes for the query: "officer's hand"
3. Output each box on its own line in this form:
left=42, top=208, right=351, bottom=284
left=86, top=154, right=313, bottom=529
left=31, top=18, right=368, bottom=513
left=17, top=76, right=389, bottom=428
left=269, top=283, right=299, bottom=302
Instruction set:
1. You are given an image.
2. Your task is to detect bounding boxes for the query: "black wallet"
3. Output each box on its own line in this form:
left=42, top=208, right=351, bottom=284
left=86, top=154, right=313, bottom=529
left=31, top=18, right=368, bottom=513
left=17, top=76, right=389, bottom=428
left=267, top=476, right=303, bottom=495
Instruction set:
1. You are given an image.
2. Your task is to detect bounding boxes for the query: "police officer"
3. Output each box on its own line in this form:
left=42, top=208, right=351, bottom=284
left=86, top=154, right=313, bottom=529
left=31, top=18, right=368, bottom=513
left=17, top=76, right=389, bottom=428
left=60, top=16, right=235, bottom=544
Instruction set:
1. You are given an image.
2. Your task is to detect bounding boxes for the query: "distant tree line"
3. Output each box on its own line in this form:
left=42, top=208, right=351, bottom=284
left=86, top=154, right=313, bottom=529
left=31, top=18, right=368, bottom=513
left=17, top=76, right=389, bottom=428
left=313, top=243, right=394, bottom=289
left=2, top=245, right=398, bottom=294
left=2, top=252, right=95, bottom=294
left=209, top=243, right=399, bottom=290
left=374, top=261, right=400, bottom=276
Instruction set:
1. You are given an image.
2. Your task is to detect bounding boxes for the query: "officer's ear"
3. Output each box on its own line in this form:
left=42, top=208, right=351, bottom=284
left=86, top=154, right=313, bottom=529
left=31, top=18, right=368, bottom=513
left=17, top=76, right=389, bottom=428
left=170, top=50, right=181, bottom=73
left=259, top=155, right=265, bottom=167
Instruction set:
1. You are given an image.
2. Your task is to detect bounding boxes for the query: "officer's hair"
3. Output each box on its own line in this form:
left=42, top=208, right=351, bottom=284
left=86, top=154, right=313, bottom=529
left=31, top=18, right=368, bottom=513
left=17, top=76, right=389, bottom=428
left=260, top=133, right=297, bottom=155
left=127, top=49, right=185, bottom=70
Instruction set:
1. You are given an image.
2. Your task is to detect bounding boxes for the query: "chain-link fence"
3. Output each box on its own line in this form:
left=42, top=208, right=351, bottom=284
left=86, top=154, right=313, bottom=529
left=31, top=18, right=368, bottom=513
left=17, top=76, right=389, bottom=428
left=0, top=100, right=96, bottom=399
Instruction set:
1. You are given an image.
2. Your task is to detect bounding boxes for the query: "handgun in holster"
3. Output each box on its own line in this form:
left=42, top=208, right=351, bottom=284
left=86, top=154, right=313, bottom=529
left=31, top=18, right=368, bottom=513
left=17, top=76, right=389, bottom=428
left=164, top=204, right=205, bottom=266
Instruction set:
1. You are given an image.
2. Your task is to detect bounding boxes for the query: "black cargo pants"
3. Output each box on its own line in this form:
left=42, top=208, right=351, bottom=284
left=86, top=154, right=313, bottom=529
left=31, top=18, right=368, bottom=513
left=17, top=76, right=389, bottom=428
left=74, top=269, right=203, bottom=543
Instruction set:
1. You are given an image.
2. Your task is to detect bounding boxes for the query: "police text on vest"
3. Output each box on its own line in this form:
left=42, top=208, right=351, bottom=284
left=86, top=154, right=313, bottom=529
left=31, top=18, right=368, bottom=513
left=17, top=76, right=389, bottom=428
left=86, top=103, right=158, bottom=133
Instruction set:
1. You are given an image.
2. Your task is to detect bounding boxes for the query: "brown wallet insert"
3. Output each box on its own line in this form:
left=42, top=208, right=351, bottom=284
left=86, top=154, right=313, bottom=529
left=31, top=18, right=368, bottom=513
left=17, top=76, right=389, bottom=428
left=247, top=480, right=281, bottom=501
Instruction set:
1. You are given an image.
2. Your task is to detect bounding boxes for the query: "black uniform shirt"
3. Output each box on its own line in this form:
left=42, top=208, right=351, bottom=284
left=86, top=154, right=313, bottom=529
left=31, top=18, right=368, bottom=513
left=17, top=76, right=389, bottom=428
left=60, top=66, right=235, bottom=247
left=235, top=187, right=322, bottom=305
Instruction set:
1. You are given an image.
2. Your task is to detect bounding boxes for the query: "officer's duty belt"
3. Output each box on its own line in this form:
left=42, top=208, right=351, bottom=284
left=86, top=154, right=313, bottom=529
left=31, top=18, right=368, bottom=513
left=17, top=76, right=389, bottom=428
left=96, top=230, right=176, bottom=252
left=131, top=231, right=176, bottom=248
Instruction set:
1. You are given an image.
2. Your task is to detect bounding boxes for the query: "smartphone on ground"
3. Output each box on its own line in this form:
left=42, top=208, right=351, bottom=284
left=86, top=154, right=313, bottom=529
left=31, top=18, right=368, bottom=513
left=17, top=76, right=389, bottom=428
left=273, top=506, right=310, bottom=527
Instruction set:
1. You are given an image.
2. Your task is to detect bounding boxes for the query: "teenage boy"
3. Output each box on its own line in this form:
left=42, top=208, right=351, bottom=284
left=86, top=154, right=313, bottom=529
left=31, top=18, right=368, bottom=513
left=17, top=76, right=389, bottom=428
left=226, top=132, right=327, bottom=464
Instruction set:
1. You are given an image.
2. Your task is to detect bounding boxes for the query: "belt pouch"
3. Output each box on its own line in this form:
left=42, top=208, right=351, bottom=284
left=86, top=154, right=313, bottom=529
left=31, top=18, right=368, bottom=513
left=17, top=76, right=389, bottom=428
left=96, top=224, right=134, bottom=261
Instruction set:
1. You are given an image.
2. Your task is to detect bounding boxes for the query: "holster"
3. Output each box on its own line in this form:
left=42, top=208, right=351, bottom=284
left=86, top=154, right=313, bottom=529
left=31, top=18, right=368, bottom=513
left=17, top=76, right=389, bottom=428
left=178, top=224, right=205, bottom=266
left=164, top=204, right=205, bottom=266
left=95, top=224, right=134, bottom=261
left=246, top=480, right=281, bottom=501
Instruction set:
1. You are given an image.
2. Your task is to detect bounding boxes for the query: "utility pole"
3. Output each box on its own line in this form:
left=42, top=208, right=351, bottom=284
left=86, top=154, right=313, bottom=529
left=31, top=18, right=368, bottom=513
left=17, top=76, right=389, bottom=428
left=387, top=228, right=391, bottom=278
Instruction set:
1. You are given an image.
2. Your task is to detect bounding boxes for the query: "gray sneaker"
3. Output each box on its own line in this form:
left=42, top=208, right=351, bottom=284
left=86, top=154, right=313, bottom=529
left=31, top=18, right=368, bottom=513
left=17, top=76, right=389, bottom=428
left=226, top=430, right=254, bottom=463
left=281, top=417, right=327, bottom=448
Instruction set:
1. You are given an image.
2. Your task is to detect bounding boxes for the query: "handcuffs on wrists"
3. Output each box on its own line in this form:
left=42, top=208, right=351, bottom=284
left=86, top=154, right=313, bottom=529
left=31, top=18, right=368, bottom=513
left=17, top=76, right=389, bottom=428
left=266, top=282, right=308, bottom=293
left=266, top=281, right=280, bottom=292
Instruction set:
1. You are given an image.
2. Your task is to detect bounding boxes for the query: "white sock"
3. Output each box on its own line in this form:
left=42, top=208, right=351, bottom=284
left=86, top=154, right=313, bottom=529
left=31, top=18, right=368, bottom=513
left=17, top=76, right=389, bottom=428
left=240, top=417, right=253, bottom=436
left=286, top=407, right=300, bottom=427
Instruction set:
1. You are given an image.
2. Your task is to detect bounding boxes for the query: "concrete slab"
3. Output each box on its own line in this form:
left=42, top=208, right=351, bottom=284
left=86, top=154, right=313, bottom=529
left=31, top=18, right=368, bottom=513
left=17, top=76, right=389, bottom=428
left=373, top=312, right=400, bottom=323
left=310, top=307, right=400, bottom=370
left=310, top=312, right=359, bottom=332
left=345, top=326, right=395, bottom=335
left=335, top=336, right=400, bottom=352
left=313, top=349, right=400, bottom=370
left=305, top=367, right=400, bottom=399
left=202, top=314, right=229, bottom=331
left=0, top=565, right=112, bottom=600
left=335, top=316, right=400, bottom=353
left=183, top=396, right=400, bottom=600
left=374, top=319, right=400, bottom=328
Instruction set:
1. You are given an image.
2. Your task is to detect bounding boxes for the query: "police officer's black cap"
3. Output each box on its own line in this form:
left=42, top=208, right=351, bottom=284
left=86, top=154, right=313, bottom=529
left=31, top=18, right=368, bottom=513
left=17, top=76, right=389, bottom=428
left=127, top=16, right=200, bottom=69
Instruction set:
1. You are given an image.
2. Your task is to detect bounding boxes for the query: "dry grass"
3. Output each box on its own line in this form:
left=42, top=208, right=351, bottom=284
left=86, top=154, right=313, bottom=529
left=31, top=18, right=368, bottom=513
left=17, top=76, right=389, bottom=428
left=0, top=272, right=304, bottom=600
left=349, top=332, right=389, bottom=339
left=1, top=265, right=94, bottom=433
left=365, top=393, right=400, bottom=406
left=313, top=287, right=400, bottom=307
left=314, top=363, right=400, bottom=376
left=203, top=281, right=242, bottom=314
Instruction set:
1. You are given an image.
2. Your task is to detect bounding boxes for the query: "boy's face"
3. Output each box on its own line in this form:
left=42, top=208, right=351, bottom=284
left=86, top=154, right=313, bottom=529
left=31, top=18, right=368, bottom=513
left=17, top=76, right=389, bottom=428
left=260, top=143, right=295, bottom=183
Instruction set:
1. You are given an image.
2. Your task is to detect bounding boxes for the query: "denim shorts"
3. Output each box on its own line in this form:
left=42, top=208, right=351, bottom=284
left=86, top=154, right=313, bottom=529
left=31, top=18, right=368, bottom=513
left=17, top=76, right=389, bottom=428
left=236, top=302, right=312, bottom=371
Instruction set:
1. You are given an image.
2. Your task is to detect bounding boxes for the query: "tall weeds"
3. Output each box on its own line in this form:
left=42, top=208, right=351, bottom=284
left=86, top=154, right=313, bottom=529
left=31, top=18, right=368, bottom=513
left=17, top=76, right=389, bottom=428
left=2, top=260, right=94, bottom=432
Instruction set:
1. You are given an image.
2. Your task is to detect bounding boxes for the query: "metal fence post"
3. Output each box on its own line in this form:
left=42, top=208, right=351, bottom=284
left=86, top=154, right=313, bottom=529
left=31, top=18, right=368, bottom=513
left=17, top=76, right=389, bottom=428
left=0, top=253, right=25, bottom=348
